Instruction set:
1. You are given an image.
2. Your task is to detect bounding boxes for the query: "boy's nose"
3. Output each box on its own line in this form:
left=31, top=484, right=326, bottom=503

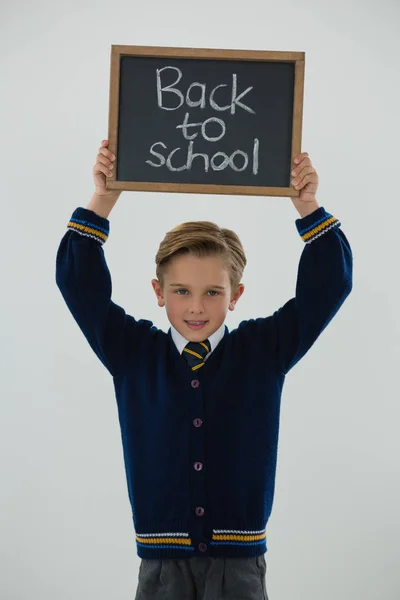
left=189, top=310, right=205, bottom=315
left=189, top=300, right=204, bottom=310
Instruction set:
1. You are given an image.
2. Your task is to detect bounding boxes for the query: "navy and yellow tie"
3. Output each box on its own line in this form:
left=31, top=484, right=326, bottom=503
left=182, top=339, right=210, bottom=371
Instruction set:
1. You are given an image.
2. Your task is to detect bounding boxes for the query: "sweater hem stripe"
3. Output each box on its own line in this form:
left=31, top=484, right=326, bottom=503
left=135, top=527, right=267, bottom=556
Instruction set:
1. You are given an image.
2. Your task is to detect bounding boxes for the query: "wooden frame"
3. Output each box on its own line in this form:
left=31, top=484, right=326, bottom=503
left=107, top=45, right=305, bottom=197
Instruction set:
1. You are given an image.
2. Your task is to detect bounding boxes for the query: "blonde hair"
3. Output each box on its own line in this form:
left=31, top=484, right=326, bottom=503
left=155, top=220, right=247, bottom=294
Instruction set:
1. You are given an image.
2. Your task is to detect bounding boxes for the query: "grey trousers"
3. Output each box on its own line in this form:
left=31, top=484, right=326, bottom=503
left=134, top=555, right=269, bottom=600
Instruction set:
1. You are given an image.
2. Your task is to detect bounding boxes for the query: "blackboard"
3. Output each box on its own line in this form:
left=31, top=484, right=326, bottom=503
left=106, top=46, right=305, bottom=197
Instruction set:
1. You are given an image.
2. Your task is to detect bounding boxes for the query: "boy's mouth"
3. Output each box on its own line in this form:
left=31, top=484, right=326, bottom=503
left=185, top=320, right=208, bottom=330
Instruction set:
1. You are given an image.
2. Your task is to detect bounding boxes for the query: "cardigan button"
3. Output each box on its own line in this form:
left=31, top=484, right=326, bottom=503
left=193, top=418, right=203, bottom=427
left=198, top=542, right=207, bottom=552
left=194, top=461, right=203, bottom=471
left=195, top=506, right=205, bottom=516
left=191, top=379, right=200, bottom=388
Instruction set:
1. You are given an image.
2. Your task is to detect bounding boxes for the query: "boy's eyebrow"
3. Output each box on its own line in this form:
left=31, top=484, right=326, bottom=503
left=169, top=283, right=226, bottom=290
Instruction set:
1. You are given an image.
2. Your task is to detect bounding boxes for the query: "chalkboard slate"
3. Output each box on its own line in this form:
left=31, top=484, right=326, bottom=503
left=107, top=46, right=305, bottom=197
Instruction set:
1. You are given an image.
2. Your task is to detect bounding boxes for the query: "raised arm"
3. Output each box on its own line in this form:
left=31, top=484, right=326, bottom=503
left=55, top=140, right=153, bottom=377
left=272, top=152, right=353, bottom=374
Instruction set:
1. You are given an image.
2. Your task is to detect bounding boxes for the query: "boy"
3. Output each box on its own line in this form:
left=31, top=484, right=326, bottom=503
left=56, top=140, right=353, bottom=599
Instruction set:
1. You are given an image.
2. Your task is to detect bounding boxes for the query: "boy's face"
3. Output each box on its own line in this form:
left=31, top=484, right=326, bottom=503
left=151, top=254, right=244, bottom=341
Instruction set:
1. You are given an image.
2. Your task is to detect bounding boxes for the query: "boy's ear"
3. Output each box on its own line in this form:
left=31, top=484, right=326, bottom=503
left=151, top=279, right=162, bottom=293
left=229, top=284, right=245, bottom=311
left=151, top=279, right=165, bottom=307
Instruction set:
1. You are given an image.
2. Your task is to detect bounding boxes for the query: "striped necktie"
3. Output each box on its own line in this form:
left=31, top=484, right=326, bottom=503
left=182, top=339, right=210, bottom=371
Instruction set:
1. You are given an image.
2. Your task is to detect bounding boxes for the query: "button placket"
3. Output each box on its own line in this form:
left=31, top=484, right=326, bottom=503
left=190, top=376, right=208, bottom=553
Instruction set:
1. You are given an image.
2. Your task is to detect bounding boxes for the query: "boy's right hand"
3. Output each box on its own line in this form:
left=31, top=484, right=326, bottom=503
left=93, top=140, right=119, bottom=198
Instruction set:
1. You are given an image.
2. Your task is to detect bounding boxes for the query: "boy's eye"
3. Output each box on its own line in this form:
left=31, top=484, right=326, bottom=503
left=176, top=289, right=219, bottom=296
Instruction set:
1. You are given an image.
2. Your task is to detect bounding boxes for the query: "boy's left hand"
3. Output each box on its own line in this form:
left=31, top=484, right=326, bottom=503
left=289, top=152, right=320, bottom=217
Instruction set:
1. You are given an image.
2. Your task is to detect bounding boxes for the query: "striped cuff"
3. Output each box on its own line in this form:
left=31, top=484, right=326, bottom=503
left=67, top=207, right=110, bottom=245
left=296, top=206, right=341, bottom=244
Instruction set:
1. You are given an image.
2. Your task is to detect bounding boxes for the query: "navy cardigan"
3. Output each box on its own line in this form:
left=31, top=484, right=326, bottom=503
left=55, top=205, right=352, bottom=559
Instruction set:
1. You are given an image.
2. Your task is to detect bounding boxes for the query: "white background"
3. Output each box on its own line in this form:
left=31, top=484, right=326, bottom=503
left=1, top=0, right=399, bottom=598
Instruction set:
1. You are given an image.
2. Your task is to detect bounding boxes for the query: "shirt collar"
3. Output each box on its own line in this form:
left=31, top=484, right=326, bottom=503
left=170, top=321, right=226, bottom=359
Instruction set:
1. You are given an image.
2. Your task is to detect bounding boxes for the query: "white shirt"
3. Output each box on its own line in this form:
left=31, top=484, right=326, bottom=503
left=170, top=322, right=226, bottom=361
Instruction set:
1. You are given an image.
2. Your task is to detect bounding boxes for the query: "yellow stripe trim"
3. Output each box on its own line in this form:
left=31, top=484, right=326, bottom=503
left=68, top=221, right=108, bottom=242
left=301, top=216, right=338, bottom=241
left=212, top=532, right=267, bottom=541
left=136, top=536, right=192, bottom=546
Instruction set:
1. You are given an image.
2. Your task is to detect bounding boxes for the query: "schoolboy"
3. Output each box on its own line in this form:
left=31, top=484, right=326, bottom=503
left=56, top=140, right=353, bottom=599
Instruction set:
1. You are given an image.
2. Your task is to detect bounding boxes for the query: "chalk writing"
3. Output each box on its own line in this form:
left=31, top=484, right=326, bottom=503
left=146, top=66, right=259, bottom=174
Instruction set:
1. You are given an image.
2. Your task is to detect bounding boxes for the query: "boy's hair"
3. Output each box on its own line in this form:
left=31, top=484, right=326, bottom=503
left=155, top=220, right=247, bottom=293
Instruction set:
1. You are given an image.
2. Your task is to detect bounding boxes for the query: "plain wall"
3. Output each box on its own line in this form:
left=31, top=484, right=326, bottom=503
left=1, top=0, right=399, bottom=598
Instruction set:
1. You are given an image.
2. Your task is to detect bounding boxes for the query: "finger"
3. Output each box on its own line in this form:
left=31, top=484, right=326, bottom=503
left=291, top=165, right=315, bottom=186
left=292, top=160, right=311, bottom=180
left=292, top=156, right=312, bottom=173
left=94, top=162, right=113, bottom=177
left=99, top=147, right=116, bottom=162
left=295, top=172, right=318, bottom=190
left=99, top=140, right=116, bottom=161
left=291, top=159, right=312, bottom=180
left=293, top=151, right=309, bottom=165
left=97, top=153, right=114, bottom=169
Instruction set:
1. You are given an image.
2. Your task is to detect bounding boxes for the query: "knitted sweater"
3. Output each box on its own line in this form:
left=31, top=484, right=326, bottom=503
left=55, top=205, right=352, bottom=559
